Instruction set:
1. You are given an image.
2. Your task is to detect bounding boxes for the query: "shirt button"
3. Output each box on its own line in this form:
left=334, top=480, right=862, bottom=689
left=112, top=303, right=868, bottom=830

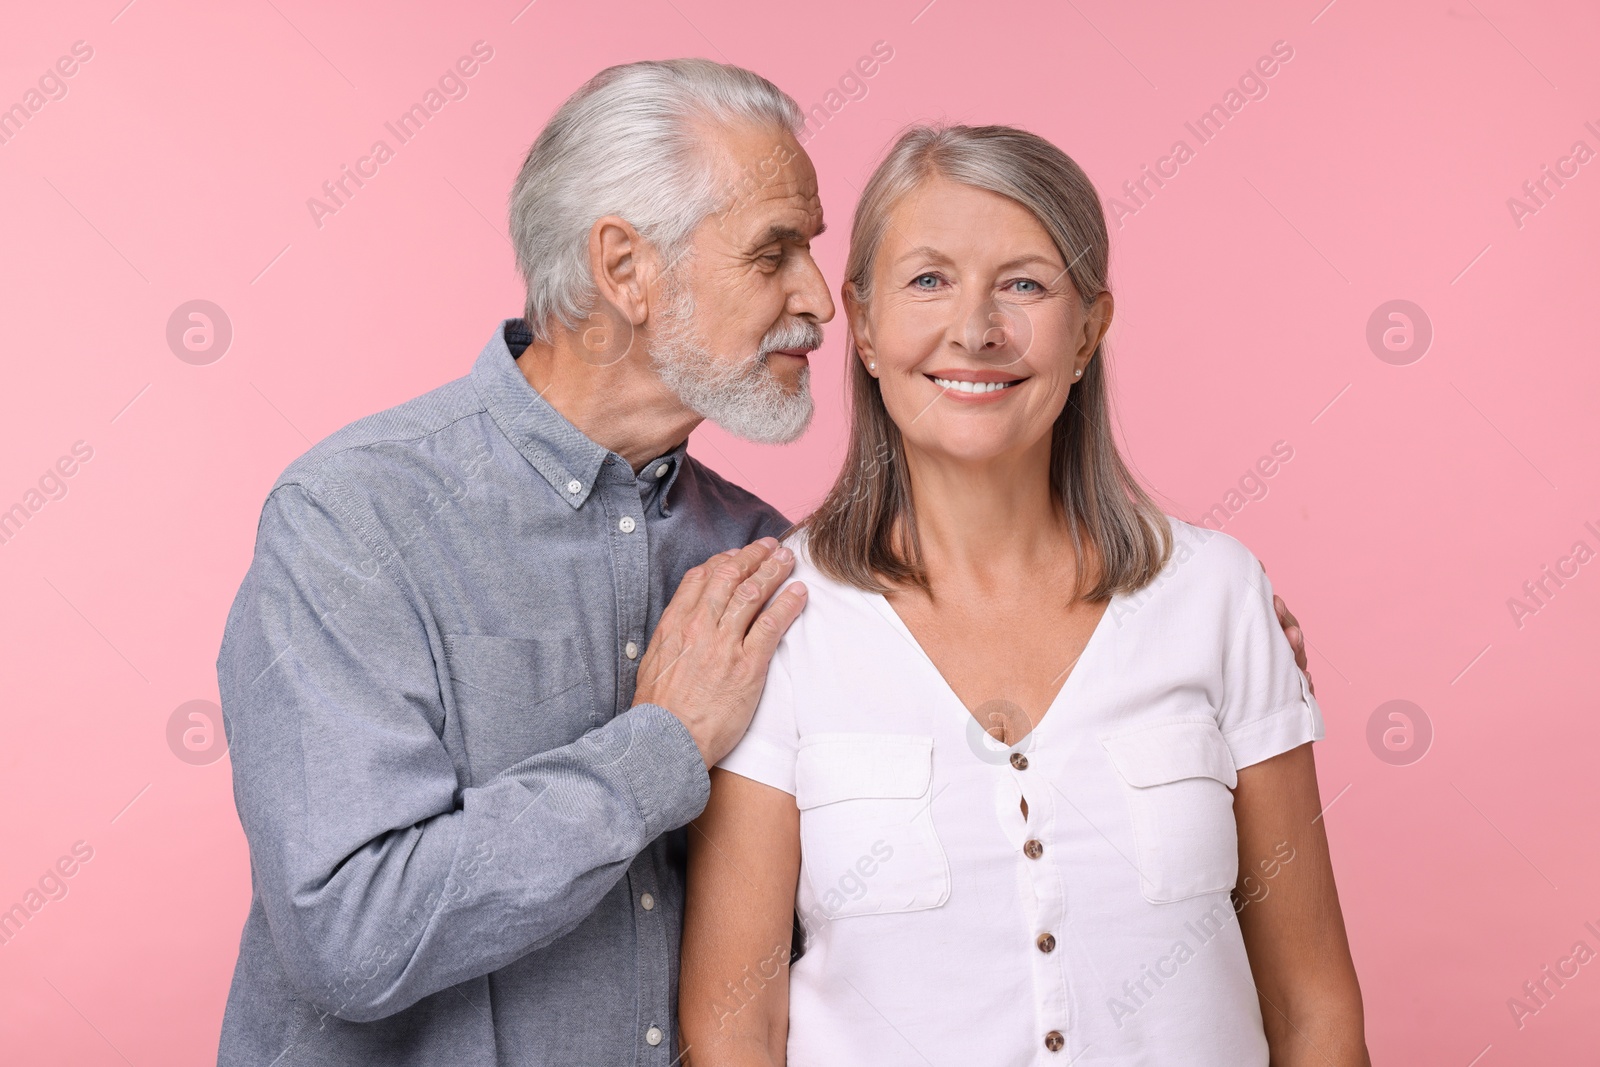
left=640, top=892, right=655, bottom=911
left=625, top=641, right=639, bottom=660
left=619, top=516, right=636, bottom=533
left=1045, top=1030, right=1065, bottom=1052
left=1023, top=839, right=1044, bottom=860
left=566, top=479, right=582, bottom=494
left=645, top=1025, right=663, bottom=1046
left=655, top=463, right=670, bottom=478
left=1037, top=932, right=1057, bottom=953
left=1010, top=752, right=1029, bottom=770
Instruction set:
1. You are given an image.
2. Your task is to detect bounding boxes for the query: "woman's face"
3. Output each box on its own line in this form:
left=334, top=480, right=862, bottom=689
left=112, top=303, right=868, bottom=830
left=850, top=176, right=1111, bottom=467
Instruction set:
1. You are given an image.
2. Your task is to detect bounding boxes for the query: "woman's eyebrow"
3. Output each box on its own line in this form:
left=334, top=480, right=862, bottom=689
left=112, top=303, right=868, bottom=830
left=895, top=245, right=953, bottom=264
left=995, top=253, right=1064, bottom=271
left=894, top=248, right=1064, bottom=272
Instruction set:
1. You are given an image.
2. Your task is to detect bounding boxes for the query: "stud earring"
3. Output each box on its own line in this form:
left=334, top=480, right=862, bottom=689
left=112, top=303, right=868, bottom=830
left=1074, top=368, right=1083, bottom=377
left=868, top=361, right=877, bottom=371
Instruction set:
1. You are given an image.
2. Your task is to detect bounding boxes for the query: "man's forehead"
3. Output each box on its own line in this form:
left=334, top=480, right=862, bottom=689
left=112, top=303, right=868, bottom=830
left=699, top=122, right=825, bottom=239
left=719, top=188, right=825, bottom=247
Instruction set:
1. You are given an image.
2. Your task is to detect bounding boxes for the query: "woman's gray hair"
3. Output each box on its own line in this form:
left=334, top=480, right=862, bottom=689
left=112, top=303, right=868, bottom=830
left=508, top=59, right=803, bottom=343
left=802, top=124, right=1174, bottom=601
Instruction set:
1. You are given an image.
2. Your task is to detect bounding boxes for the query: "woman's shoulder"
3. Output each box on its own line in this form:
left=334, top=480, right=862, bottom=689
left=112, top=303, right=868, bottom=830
left=1109, top=515, right=1271, bottom=629
left=771, top=527, right=864, bottom=612
left=778, top=527, right=849, bottom=592
left=1147, top=513, right=1271, bottom=592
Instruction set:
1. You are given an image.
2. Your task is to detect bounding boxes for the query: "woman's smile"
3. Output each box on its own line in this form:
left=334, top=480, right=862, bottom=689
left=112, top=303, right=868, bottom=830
left=925, top=369, right=1030, bottom=402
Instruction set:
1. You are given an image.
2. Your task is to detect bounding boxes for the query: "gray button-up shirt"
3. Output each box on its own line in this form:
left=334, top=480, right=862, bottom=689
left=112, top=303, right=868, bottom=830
left=216, top=319, right=789, bottom=1066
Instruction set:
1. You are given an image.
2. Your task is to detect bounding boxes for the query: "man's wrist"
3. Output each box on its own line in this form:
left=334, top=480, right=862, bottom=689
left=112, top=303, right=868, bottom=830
left=617, top=703, right=712, bottom=833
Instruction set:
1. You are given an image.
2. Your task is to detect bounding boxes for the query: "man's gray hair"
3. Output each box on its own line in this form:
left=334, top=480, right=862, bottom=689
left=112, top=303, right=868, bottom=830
left=508, top=58, right=803, bottom=343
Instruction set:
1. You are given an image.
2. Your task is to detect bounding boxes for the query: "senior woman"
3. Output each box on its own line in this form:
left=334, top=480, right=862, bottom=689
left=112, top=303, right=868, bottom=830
left=679, top=125, right=1368, bottom=1065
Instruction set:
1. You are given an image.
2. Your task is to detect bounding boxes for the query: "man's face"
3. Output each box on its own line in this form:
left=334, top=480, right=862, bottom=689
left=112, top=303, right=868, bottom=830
left=646, top=122, right=834, bottom=444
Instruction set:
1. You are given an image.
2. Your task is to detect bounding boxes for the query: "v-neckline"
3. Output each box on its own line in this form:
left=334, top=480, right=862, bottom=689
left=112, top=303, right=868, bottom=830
left=862, top=586, right=1122, bottom=749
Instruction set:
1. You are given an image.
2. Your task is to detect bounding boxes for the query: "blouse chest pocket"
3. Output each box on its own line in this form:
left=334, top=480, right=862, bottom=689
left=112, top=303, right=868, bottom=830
left=793, top=733, right=951, bottom=921
left=1100, top=719, right=1240, bottom=905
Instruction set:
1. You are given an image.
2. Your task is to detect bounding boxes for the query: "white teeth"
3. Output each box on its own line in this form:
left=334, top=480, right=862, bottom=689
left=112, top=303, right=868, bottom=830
left=932, top=377, right=1017, bottom=394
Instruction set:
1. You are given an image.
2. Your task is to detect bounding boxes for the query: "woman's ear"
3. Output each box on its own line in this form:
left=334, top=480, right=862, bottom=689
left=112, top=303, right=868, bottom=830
left=589, top=215, right=652, bottom=326
left=843, top=282, right=876, bottom=371
left=1078, top=290, right=1113, bottom=365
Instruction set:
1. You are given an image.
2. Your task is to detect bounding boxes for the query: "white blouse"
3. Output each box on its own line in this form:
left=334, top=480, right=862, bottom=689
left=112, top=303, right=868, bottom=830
left=716, top=516, right=1324, bottom=1066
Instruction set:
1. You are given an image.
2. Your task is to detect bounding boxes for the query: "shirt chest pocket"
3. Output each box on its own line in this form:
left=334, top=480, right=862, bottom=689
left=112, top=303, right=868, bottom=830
left=441, top=633, right=598, bottom=786
left=1100, top=719, right=1240, bottom=905
left=794, top=733, right=951, bottom=921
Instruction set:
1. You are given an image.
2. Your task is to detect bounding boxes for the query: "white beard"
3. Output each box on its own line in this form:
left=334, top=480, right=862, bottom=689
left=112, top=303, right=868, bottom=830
left=648, top=281, right=818, bottom=445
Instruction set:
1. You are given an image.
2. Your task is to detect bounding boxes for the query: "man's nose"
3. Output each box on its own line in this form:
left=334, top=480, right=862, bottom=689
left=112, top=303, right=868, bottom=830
left=789, top=251, right=836, bottom=324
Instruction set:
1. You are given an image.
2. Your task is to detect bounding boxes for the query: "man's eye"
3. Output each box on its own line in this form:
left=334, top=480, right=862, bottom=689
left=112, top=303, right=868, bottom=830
left=760, top=252, right=784, bottom=267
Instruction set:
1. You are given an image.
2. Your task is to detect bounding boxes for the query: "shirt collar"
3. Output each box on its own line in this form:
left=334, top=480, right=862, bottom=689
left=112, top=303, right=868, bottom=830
left=470, top=318, right=688, bottom=514
left=639, top=438, right=689, bottom=517
left=472, top=318, right=608, bottom=509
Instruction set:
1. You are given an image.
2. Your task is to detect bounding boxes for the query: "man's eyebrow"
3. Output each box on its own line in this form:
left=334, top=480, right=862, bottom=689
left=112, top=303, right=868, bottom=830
left=751, top=221, right=824, bottom=247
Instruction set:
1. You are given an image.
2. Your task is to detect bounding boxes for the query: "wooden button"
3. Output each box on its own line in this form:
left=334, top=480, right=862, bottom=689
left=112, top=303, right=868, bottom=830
left=1009, top=751, right=1029, bottom=770
left=1023, top=839, right=1044, bottom=860
left=1045, top=1030, right=1065, bottom=1052
left=1037, top=932, right=1056, bottom=953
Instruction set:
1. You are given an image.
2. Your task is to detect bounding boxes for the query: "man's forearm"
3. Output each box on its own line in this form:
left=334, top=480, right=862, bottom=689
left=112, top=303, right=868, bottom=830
left=247, top=703, right=708, bottom=1021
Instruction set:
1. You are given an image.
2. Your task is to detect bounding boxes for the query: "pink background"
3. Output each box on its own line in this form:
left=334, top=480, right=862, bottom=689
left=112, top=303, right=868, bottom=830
left=2, top=0, right=1597, bottom=1062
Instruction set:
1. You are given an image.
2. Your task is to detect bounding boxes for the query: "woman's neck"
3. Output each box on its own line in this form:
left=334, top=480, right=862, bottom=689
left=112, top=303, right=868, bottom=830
left=901, top=440, right=1070, bottom=590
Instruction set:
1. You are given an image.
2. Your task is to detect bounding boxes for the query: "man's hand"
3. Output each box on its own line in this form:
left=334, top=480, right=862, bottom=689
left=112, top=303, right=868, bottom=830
left=1266, top=569, right=1314, bottom=696
left=1260, top=559, right=1312, bottom=694
left=633, top=537, right=808, bottom=767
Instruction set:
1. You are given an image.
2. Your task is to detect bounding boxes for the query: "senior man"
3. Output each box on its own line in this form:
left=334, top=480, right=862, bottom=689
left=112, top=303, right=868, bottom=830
left=217, top=57, right=1314, bottom=1066
left=218, top=58, right=826, bottom=1066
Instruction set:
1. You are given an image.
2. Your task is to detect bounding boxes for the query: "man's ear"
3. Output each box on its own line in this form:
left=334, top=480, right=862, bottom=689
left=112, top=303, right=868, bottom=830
left=843, top=282, right=876, bottom=371
left=589, top=215, right=653, bottom=326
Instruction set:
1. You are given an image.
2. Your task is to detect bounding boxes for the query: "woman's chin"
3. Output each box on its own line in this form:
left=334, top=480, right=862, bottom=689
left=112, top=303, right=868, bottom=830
left=905, top=431, right=1040, bottom=468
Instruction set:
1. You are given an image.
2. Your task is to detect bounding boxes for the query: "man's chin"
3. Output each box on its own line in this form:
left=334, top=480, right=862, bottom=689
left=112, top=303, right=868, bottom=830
left=707, top=394, right=814, bottom=445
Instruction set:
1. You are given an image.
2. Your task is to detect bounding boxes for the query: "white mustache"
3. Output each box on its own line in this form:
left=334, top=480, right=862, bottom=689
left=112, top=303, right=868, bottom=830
left=758, top=319, right=825, bottom=358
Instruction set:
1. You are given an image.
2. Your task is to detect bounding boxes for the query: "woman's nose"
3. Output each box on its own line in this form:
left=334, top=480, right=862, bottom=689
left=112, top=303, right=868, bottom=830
left=957, top=295, right=1032, bottom=365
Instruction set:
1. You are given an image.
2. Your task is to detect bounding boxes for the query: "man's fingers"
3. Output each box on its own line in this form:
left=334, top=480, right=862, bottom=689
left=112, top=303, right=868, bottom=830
left=1272, top=593, right=1311, bottom=676
left=699, top=538, right=780, bottom=622
left=740, top=582, right=808, bottom=661
left=1275, top=597, right=1304, bottom=645
left=659, top=547, right=748, bottom=633
left=658, top=559, right=713, bottom=630
left=718, top=550, right=796, bottom=637
left=1287, top=626, right=1308, bottom=671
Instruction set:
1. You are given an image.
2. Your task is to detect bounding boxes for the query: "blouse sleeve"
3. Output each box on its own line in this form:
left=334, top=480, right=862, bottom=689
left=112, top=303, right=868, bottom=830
left=715, top=609, right=801, bottom=796
left=1214, top=545, right=1326, bottom=770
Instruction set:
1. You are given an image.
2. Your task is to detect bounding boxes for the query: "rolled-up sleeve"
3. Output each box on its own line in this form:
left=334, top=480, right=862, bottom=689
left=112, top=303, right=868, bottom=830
left=219, top=482, right=709, bottom=1023
left=1213, top=549, right=1325, bottom=770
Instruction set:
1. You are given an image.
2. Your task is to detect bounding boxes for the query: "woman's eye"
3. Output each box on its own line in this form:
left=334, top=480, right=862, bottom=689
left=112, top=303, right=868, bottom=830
left=1010, top=278, right=1042, bottom=293
left=911, top=273, right=941, bottom=289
